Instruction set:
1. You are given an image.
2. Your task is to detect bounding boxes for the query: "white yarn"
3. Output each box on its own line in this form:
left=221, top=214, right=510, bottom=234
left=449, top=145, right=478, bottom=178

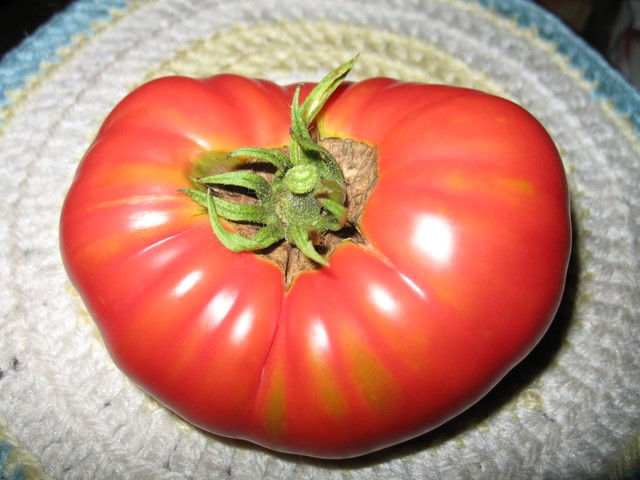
left=0, top=0, right=638, bottom=478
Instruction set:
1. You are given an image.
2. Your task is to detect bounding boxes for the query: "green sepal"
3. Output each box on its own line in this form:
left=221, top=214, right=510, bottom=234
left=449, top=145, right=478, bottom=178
left=209, top=198, right=268, bottom=223
left=299, top=54, right=359, bottom=125
left=206, top=191, right=283, bottom=252
left=180, top=188, right=209, bottom=208
left=180, top=188, right=268, bottom=223
left=318, top=178, right=347, bottom=205
left=286, top=225, right=328, bottom=266
left=317, top=197, right=348, bottom=229
left=198, top=170, right=272, bottom=200
left=228, top=147, right=292, bottom=173
left=290, top=86, right=346, bottom=194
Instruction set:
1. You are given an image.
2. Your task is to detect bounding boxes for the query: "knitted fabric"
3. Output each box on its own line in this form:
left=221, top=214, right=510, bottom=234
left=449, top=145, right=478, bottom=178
left=0, top=0, right=639, bottom=478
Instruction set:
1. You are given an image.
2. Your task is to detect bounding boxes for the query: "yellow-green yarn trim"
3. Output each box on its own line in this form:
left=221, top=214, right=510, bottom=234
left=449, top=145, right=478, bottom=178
left=146, top=19, right=507, bottom=98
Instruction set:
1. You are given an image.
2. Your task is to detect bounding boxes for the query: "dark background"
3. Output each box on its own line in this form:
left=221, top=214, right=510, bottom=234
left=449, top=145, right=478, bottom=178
left=1, top=0, right=73, bottom=55
left=0, top=0, right=638, bottom=89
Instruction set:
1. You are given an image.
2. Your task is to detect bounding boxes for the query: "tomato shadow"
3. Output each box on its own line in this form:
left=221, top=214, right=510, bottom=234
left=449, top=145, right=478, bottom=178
left=200, top=204, right=581, bottom=471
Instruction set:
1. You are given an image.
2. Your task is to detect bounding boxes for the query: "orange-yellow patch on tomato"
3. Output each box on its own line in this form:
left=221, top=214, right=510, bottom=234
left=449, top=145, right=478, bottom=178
left=341, top=329, right=400, bottom=416
left=262, top=361, right=288, bottom=440
left=495, top=177, right=534, bottom=195
left=79, top=162, right=190, bottom=195
left=89, top=194, right=193, bottom=213
left=442, top=172, right=535, bottom=208
left=317, top=372, right=349, bottom=421
left=72, top=200, right=203, bottom=266
left=305, top=346, right=349, bottom=421
left=191, top=150, right=246, bottom=179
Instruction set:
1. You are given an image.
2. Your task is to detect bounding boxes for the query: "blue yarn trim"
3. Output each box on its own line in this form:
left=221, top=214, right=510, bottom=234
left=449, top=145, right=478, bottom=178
left=470, top=0, right=640, bottom=131
left=0, top=0, right=129, bottom=109
left=0, top=442, right=24, bottom=480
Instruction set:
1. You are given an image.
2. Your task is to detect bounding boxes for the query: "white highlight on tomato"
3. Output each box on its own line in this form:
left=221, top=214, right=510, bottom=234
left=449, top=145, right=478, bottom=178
left=369, top=285, right=398, bottom=315
left=129, top=211, right=169, bottom=230
left=174, top=270, right=202, bottom=298
left=230, top=309, right=254, bottom=344
left=413, top=214, right=454, bottom=266
left=203, top=288, right=237, bottom=330
left=310, top=320, right=330, bottom=353
left=399, top=272, right=427, bottom=299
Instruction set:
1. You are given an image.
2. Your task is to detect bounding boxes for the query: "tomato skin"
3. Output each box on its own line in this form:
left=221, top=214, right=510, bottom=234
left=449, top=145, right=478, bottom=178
left=60, top=74, right=571, bottom=458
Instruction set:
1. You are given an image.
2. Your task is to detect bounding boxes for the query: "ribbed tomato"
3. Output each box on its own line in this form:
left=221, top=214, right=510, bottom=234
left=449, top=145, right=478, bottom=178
left=60, top=59, right=571, bottom=458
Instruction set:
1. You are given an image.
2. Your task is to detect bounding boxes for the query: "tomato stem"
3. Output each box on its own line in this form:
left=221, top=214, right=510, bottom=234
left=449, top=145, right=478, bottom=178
left=181, top=56, right=359, bottom=265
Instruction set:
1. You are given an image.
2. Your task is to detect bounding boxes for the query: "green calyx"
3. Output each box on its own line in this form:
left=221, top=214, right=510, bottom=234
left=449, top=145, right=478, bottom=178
left=181, top=56, right=358, bottom=266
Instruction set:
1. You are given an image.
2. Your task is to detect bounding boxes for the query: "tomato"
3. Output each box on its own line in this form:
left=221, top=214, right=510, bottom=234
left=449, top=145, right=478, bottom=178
left=59, top=59, right=571, bottom=459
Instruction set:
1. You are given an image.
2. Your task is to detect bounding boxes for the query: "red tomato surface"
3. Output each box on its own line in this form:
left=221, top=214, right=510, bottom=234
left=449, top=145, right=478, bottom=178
left=60, top=74, right=571, bottom=458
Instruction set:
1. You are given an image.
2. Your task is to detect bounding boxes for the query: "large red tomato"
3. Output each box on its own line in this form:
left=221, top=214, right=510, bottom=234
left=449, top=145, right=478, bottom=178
left=60, top=59, right=571, bottom=458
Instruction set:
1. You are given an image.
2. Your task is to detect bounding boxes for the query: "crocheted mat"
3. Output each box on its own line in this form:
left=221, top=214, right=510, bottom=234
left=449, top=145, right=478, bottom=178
left=1, top=0, right=639, bottom=478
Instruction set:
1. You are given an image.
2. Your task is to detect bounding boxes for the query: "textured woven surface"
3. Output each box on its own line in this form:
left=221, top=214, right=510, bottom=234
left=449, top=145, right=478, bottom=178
left=1, top=0, right=639, bottom=478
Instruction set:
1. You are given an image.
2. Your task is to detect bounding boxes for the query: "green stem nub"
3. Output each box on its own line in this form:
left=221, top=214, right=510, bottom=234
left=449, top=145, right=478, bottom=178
left=284, top=165, right=320, bottom=194
left=181, top=55, right=359, bottom=265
